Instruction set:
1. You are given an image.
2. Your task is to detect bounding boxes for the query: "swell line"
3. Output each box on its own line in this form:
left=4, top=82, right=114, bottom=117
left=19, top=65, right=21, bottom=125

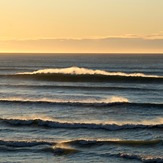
left=0, top=98, right=162, bottom=108
left=0, top=138, right=161, bottom=148
left=65, top=139, right=163, bottom=147
left=0, top=139, right=78, bottom=155
left=1, top=118, right=163, bottom=130
left=0, top=138, right=162, bottom=157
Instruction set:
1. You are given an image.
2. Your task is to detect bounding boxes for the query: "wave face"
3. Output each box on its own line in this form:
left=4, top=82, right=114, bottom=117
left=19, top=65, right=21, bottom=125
left=8, top=66, right=163, bottom=83
left=1, top=117, right=163, bottom=130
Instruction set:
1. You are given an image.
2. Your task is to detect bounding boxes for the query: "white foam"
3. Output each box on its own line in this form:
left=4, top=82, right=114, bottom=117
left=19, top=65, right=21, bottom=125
left=17, top=66, right=163, bottom=78
left=0, top=96, right=129, bottom=105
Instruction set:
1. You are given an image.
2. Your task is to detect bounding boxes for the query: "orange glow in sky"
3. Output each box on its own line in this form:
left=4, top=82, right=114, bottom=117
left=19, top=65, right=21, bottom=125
left=0, top=0, right=163, bottom=53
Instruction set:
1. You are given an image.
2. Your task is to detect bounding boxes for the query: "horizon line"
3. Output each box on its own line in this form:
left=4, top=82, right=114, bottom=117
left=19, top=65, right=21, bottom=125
left=0, top=52, right=163, bottom=55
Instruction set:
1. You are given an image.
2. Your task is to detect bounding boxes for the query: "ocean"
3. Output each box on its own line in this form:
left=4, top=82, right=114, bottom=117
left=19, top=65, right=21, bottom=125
left=0, top=54, right=163, bottom=163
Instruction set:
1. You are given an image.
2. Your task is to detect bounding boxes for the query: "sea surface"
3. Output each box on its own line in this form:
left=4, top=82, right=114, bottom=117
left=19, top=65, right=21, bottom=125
left=0, top=54, right=163, bottom=163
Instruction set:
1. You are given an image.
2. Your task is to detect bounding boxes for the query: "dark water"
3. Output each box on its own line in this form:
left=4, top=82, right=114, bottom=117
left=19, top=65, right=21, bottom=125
left=0, top=54, right=163, bottom=163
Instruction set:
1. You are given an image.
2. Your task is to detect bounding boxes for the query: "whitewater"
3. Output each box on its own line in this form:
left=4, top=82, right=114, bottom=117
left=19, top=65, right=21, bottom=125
left=17, top=66, right=163, bottom=78
left=0, top=54, right=163, bottom=163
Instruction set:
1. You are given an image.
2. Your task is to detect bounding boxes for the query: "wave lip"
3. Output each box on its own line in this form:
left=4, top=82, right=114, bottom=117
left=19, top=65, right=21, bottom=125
left=1, top=117, right=163, bottom=131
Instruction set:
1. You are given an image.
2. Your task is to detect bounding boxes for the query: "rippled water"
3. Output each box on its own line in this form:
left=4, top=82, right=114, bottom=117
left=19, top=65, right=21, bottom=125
left=0, top=54, right=163, bottom=163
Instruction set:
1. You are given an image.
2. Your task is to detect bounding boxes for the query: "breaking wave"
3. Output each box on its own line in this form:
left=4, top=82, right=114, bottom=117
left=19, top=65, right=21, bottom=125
left=0, top=96, right=163, bottom=108
left=17, top=66, right=162, bottom=78
left=0, top=96, right=129, bottom=107
left=4, top=66, right=163, bottom=83
left=1, top=117, right=163, bottom=130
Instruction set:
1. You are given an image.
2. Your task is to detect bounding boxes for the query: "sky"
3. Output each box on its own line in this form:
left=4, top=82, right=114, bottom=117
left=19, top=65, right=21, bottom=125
left=0, top=0, right=163, bottom=53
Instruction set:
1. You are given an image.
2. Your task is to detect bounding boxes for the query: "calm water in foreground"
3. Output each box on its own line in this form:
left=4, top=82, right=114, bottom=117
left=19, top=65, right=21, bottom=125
left=0, top=54, right=163, bottom=163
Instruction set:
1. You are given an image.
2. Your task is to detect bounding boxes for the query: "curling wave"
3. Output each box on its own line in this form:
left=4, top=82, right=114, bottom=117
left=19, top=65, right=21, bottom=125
left=5, top=66, right=163, bottom=83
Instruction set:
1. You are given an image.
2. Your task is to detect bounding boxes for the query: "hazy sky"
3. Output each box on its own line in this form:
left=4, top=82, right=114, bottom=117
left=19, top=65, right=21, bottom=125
left=0, top=0, right=163, bottom=53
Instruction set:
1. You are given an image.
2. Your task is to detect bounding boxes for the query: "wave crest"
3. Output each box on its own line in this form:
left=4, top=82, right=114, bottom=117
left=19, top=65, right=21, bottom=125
left=18, top=66, right=162, bottom=78
left=0, top=96, right=129, bottom=107
left=1, top=117, right=163, bottom=130
left=11, top=66, right=163, bottom=83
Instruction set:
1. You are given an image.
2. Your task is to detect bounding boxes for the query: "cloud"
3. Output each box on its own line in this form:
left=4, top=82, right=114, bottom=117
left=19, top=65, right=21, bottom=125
left=0, top=36, right=163, bottom=53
